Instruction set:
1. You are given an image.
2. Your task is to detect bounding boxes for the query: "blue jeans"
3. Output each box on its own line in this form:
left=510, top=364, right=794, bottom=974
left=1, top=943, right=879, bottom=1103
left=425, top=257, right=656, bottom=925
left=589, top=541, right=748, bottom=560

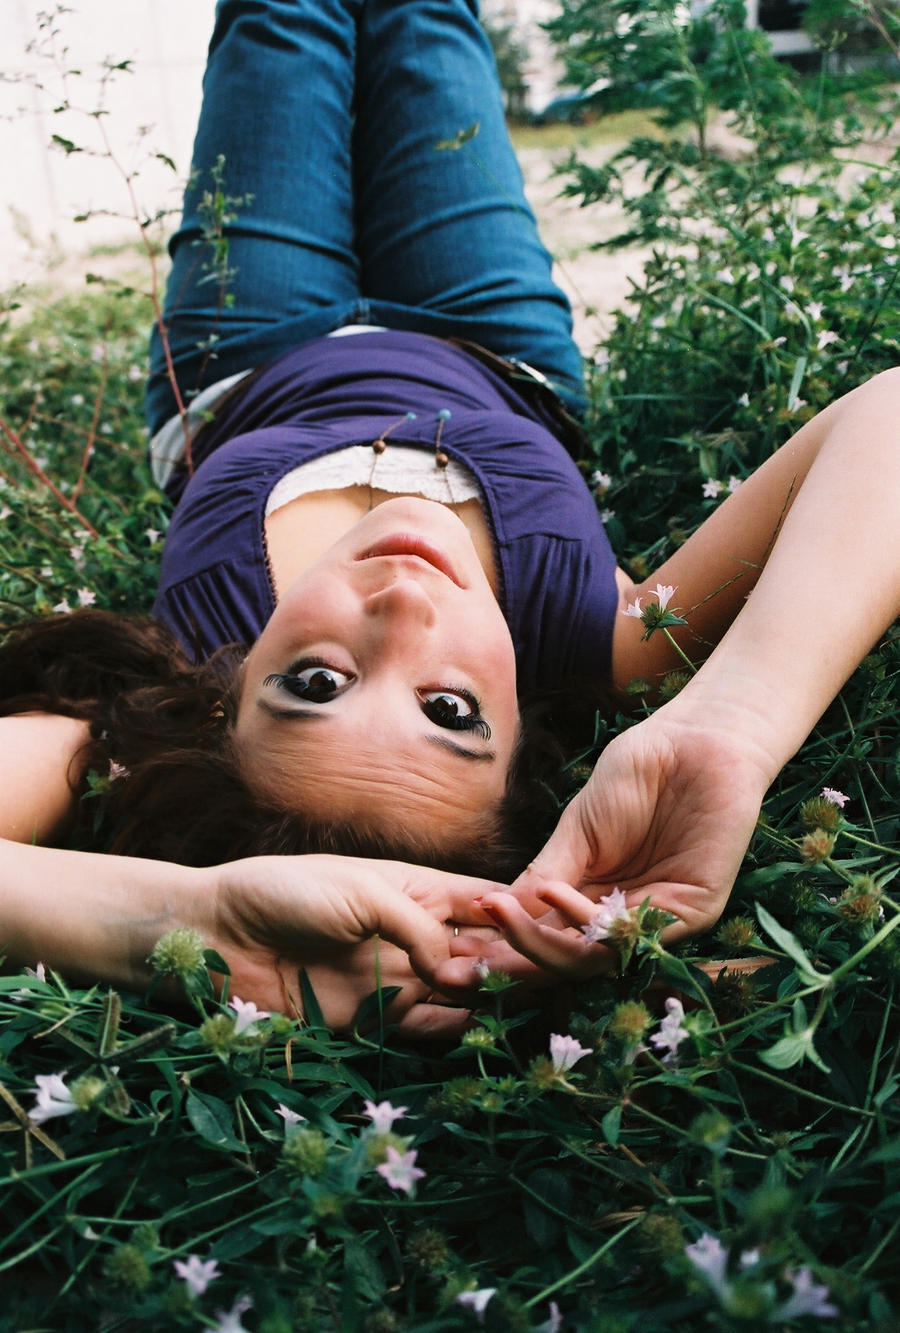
left=146, top=0, right=585, bottom=433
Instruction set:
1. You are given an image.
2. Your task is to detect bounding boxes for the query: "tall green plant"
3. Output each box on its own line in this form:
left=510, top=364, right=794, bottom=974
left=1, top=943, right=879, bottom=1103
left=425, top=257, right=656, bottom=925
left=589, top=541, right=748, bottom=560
left=544, top=0, right=900, bottom=571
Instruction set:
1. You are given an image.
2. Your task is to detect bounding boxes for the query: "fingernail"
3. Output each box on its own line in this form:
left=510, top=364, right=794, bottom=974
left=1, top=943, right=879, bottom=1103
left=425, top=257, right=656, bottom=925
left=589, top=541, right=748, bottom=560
left=480, top=903, right=501, bottom=921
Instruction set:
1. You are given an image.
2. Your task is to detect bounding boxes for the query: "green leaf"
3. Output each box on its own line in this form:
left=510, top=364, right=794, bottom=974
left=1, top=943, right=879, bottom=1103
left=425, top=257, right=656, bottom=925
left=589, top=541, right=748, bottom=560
left=299, top=969, right=327, bottom=1030
left=353, top=985, right=403, bottom=1031
left=602, top=1104, right=622, bottom=1147
left=787, top=353, right=808, bottom=406
left=755, top=904, right=828, bottom=987
left=343, top=1235, right=385, bottom=1303
left=50, top=133, right=80, bottom=155
left=185, top=1089, right=246, bottom=1152
left=759, top=1032, right=812, bottom=1069
left=759, top=1020, right=830, bottom=1074
left=203, top=948, right=231, bottom=976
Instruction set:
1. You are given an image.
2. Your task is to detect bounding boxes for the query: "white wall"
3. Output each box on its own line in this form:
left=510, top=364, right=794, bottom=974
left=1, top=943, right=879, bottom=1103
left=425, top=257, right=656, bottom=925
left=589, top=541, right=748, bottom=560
left=481, top=0, right=565, bottom=111
left=0, top=0, right=216, bottom=288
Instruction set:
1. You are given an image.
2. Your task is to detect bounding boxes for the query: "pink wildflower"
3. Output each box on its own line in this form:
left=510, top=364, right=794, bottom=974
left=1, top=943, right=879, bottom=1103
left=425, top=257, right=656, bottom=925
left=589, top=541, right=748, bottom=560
left=363, top=1099, right=408, bottom=1134
left=30, top=1072, right=77, bottom=1125
left=456, top=1288, right=497, bottom=1321
left=228, top=996, right=269, bottom=1036
left=376, top=1145, right=426, bottom=1194
left=549, top=1033, right=593, bottom=1073
left=649, top=997, right=689, bottom=1065
left=582, top=887, right=631, bottom=943
left=174, top=1254, right=221, bottom=1297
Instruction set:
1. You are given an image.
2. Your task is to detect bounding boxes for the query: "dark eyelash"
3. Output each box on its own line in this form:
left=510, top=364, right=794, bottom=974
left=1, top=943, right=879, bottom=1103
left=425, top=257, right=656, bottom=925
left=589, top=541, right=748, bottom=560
left=459, top=715, right=492, bottom=741
left=263, top=672, right=307, bottom=698
left=421, top=693, right=492, bottom=740
left=262, top=665, right=351, bottom=701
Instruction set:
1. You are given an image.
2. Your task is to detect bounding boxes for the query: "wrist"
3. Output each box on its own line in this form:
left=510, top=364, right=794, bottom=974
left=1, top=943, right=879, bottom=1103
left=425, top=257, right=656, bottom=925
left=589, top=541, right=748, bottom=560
left=1, top=839, right=211, bottom=992
left=655, top=672, right=792, bottom=789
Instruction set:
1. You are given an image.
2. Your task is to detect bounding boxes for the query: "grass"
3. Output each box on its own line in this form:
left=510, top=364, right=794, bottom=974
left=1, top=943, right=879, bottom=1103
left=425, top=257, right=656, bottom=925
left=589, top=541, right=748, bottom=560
left=1, top=9, right=899, bottom=1326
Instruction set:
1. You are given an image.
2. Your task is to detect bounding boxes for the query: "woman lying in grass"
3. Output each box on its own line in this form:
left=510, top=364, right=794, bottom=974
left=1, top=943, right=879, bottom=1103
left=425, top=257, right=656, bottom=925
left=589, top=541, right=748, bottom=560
left=2, top=0, right=898, bottom=1032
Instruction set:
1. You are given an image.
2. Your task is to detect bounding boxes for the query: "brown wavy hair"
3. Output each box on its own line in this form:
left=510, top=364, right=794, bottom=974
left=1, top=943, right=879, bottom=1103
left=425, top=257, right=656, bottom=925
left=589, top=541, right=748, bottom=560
left=0, top=610, right=597, bottom=878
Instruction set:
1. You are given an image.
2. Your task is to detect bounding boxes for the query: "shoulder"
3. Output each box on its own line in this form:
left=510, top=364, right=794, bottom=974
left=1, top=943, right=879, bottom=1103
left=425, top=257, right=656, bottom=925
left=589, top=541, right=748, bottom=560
left=0, top=713, right=92, bottom=844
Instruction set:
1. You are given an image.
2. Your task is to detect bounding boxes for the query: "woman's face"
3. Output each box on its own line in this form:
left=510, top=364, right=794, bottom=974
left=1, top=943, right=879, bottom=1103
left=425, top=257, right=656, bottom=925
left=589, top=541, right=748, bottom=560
left=233, top=498, right=519, bottom=850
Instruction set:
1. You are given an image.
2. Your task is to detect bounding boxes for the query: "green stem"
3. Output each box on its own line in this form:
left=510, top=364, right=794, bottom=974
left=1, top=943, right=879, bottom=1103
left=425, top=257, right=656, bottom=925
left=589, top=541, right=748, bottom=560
left=660, top=625, right=698, bottom=674
left=856, top=1213, right=900, bottom=1277
left=841, top=830, right=900, bottom=858
left=522, top=1217, right=642, bottom=1310
left=0, top=1161, right=104, bottom=1259
left=830, top=911, right=900, bottom=984
left=728, top=1060, right=876, bottom=1118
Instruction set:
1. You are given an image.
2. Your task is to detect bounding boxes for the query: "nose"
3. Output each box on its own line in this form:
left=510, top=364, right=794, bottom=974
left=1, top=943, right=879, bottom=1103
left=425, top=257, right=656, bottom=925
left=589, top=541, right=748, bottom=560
left=363, top=576, right=438, bottom=629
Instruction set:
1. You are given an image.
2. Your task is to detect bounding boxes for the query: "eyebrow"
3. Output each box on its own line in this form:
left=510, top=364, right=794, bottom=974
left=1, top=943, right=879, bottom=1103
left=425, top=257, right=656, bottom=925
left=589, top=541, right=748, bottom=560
left=256, top=699, right=496, bottom=763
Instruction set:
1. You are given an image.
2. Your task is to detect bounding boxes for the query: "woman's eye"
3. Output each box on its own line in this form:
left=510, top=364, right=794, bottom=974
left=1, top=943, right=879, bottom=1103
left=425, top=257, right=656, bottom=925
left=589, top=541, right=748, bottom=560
left=418, top=689, right=491, bottom=739
left=263, top=665, right=354, bottom=702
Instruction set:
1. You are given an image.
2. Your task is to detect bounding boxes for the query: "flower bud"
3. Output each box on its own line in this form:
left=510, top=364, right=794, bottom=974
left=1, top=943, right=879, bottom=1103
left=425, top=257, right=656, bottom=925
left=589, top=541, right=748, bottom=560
left=838, top=875, right=883, bottom=924
left=715, top=916, right=758, bottom=951
left=104, top=1244, right=151, bottom=1293
left=608, top=1000, right=652, bottom=1044
left=625, top=677, right=653, bottom=697
left=425, top=1077, right=483, bottom=1121
left=462, top=1027, right=495, bottom=1050
left=365, top=1131, right=409, bottom=1167
left=689, top=1111, right=732, bottom=1155
left=638, top=1211, right=685, bottom=1258
left=659, top=670, right=691, bottom=701
left=199, top=1012, right=238, bottom=1054
left=282, top=1127, right=328, bottom=1178
left=477, top=969, right=515, bottom=994
left=800, top=797, right=842, bottom=832
left=147, top=927, right=207, bottom=978
left=70, top=1075, right=106, bottom=1111
left=799, top=828, right=835, bottom=863
left=407, top=1226, right=451, bottom=1273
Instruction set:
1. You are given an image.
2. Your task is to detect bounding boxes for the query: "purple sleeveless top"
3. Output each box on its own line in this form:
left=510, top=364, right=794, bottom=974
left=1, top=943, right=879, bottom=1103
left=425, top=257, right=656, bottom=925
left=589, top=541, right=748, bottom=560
left=153, top=332, right=618, bottom=692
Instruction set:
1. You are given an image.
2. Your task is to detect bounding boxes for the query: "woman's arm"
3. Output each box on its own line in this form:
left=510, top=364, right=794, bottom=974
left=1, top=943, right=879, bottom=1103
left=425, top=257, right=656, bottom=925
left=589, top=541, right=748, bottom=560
left=0, top=713, right=91, bottom=844
left=436, top=369, right=900, bottom=985
left=612, top=367, right=900, bottom=696
left=0, top=834, right=499, bottom=1033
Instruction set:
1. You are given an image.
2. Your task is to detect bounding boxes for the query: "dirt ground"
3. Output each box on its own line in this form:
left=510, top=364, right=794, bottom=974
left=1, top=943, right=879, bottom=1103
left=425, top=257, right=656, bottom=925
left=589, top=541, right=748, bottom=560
left=516, top=138, right=651, bottom=355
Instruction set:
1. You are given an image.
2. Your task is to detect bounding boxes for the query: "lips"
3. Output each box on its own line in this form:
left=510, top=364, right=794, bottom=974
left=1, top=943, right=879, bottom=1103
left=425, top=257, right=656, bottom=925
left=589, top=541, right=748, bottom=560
left=358, top=533, right=463, bottom=587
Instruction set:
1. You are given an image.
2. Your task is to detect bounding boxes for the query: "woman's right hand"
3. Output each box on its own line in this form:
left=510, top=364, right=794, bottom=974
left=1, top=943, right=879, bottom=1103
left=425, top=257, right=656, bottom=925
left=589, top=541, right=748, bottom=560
left=201, top=853, right=505, bottom=1035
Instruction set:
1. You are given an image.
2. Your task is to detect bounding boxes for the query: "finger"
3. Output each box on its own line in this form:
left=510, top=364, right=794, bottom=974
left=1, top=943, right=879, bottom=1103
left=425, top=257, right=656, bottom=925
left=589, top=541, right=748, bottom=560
left=532, top=882, right=606, bottom=929
left=351, top=883, right=492, bottom=984
left=449, top=924, right=500, bottom=945
left=395, top=1003, right=473, bottom=1041
left=478, top=893, right=618, bottom=979
left=391, top=867, right=510, bottom=912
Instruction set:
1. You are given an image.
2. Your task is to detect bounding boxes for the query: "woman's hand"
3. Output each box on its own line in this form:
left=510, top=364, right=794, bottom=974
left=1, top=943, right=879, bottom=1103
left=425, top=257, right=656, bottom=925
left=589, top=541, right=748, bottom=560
left=435, top=713, right=772, bottom=986
left=201, top=854, right=504, bottom=1036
